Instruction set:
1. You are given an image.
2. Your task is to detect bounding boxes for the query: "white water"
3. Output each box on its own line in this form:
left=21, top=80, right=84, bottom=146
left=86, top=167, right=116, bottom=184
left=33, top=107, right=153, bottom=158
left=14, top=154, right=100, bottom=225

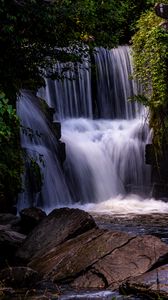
left=65, top=196, right=168, bottom=216
left=57, top=118, right=168, bottom=215
left=62, top=118, right=151, bottom=204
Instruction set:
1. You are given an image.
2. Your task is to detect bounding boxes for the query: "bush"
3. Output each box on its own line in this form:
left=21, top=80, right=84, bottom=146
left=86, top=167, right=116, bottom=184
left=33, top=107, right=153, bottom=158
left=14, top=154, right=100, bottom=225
left=0, top=92, right=23, bottom=211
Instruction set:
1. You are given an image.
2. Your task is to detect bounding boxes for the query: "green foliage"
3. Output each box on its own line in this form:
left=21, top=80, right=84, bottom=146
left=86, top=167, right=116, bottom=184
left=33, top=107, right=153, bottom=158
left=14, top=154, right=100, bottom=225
left=0, top=0, right=155, bottom=102
left=132, top=6, right=168, bottom=150
left=0, top=92, right=23, bottom=210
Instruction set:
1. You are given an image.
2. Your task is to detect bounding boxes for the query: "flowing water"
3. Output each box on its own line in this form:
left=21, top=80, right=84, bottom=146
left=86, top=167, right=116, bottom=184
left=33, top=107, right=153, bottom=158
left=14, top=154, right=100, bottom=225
left=17, top=91, right=72, bottom=211
left=18, top=46, right=168, bottom=215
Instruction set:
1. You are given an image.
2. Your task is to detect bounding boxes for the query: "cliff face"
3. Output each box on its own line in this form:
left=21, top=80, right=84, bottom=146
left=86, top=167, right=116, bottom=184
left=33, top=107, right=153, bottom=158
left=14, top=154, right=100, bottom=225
left=146, top=3, right=168, bottom=199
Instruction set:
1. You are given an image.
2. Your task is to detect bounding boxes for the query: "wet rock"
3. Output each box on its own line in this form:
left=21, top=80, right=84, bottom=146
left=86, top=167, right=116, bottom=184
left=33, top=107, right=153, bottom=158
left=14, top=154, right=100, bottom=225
left=52, top=122, right=61, bottom=140
left=16, top=208, right=97, bottom=262
left=38, top=97, right=55, bottom=123
left=20, top=207, right=46, bottom=234
left=57, top=141, right=66, bottom=165
left=71, top=235, right=168, bottom=289
left=28, top=225, right=168, bottom=290
left=121, top=264, right=168, bottom=299
left=34, top=278, right=59, bottom=292
left=28, top=229, right=128, bottom=281
left=0, top=267, right=40, bottom=288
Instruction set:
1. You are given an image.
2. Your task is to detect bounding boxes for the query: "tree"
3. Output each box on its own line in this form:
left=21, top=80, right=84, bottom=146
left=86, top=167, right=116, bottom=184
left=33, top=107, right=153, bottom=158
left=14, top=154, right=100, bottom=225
left=0, top=0, right=155, bottom=103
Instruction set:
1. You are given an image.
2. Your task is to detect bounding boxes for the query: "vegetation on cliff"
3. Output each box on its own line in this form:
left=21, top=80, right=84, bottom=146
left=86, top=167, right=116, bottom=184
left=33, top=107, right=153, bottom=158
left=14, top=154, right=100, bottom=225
left=0, top=92, right=23, bottom=211
left=132, top=2, right=168, bottom=155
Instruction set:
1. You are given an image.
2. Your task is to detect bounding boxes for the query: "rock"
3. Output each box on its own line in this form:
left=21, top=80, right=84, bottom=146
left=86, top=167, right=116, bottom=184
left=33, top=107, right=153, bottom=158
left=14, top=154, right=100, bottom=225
left=155, top=3, right=168, bottom=19
left=52, top=122, right=61, bottom=140
left=121, top=264, right=168, bottom=299
left=145, top=144, right=154, bottom=165
left=20, top=207, right=46, bottom=234
left=0, top=214, right=19, bottom=227
left=71, top=235, right=168, bottom=289
left=152, top=183, right=168, bottom=200
left=57, top=141, right=66, bottom=165
left=159, top=20, right=168, bottom=30
left=0, top=267, right=40, bottom=288
left=34, top=279, right=59, bottom=292
left=16, top=208, right=97, bottom=262
left=0, top=226, right=26, bottom=269
left=28, top=228, right=126, bottom=280
left=28, top=226, right=168, bottom=289
left=0, top=226, right=25, bottom=249
left=38, top=97, right=55, bottom=123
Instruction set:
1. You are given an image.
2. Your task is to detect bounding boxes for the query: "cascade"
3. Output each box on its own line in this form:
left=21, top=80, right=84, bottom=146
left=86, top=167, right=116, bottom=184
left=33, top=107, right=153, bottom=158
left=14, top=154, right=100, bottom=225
left=39, top=58, right=93, bottom=119
left=94, top=46, right=142, bottom=119
left=18, top=46, right=153, bottom=212
left=17, top=91, right=72, bottom=210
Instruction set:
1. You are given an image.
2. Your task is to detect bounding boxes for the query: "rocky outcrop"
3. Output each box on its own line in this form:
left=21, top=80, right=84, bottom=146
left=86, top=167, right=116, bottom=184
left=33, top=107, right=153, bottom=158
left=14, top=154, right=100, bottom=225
left=16, top=208, right=168, bottom=290
left=28, top=231, right=168, bottom=289
left=122, top=264, right=168, bottom=299
left=1, top=207, right=168, bottom=299
left=59, top=234, right=168, bottom=289
left=28, top=229, right=132, bottom=284
left=16, top=208, right=97, bottom=262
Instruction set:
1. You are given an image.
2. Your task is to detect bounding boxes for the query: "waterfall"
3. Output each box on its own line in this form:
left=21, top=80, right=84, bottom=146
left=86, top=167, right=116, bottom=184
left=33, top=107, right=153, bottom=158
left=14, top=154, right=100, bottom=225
left=18, top=46, right=153, bottom=211
left=39, top=59, right=93, bottom=120
left=94, top=46, right=142, bottom=119
left=17, top=91, right=72, bottom=210
left=62, top=118, right=151, bottom=204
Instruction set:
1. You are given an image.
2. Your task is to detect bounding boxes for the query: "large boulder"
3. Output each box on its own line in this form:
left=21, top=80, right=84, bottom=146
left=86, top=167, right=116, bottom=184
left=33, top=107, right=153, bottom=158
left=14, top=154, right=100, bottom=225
left=29, top=229, right=132, bottom=281
left=16, top=208, right=97, bottom=262
left=121, top=264, right=168, bottom=299
left=28, top=228, right=168, bottom=289
left=71, top=235, right=168, bottom=289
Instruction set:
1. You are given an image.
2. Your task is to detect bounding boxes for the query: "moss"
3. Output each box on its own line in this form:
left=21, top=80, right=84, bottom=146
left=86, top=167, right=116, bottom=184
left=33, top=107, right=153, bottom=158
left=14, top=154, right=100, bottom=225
left=132, top=7, right=168, bottom=153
